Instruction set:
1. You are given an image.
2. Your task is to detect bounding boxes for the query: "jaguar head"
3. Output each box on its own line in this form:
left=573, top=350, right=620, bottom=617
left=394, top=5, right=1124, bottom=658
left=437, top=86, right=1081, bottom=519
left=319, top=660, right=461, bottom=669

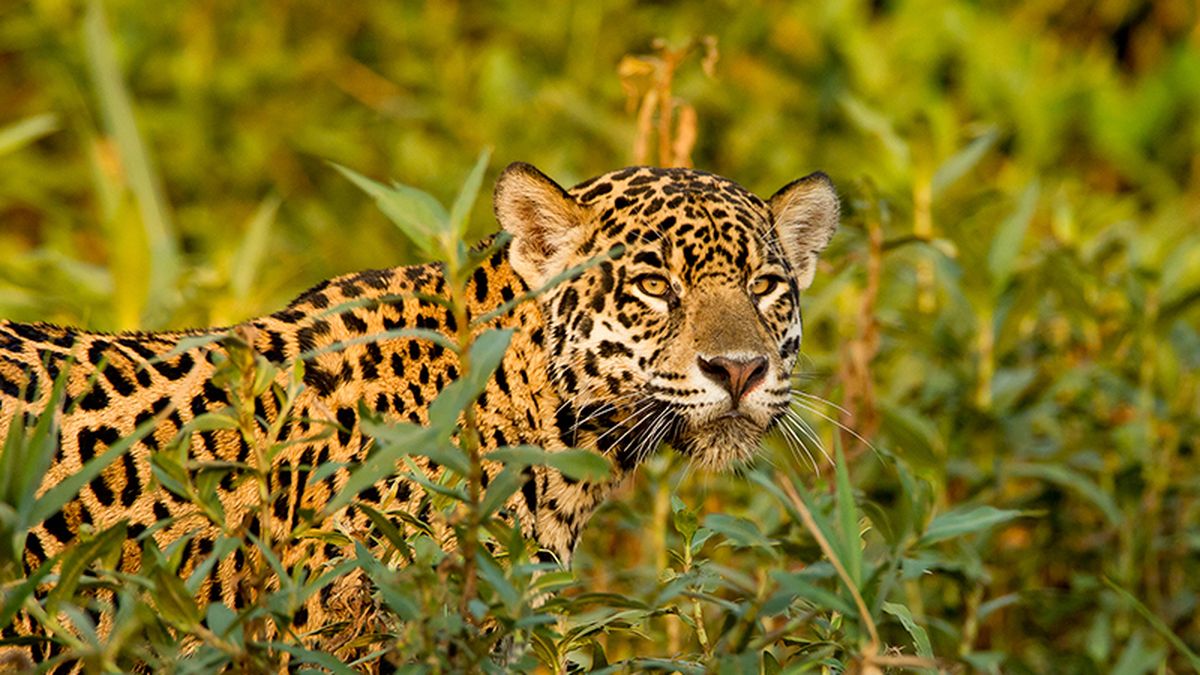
left=494, top=163, right=838, bottom=472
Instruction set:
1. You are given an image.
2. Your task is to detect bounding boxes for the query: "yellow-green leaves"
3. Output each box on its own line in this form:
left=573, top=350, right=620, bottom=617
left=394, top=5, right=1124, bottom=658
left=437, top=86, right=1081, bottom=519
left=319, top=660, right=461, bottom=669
left=918, top=505, right=1026, bottom=547
left=334, top=163, right=449, bottom=261
left=988, top=181, right=1040, bottom=297
left=334, top=148, right=492, bottom=264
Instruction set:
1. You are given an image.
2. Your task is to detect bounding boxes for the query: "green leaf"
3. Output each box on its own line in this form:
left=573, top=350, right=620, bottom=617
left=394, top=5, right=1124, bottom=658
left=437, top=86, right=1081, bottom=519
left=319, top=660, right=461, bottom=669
left=45, top=522, right=127, bottom=613
left=703, top=514, right=777, bottom=557
left=546, top=448, right=611, bottom=482
left=354, top=540, right=420, bottom=621
left=488, top=445, right=611, bottom=482
left=333, top=163, right=447, bottom=259
left=204, top=603, right=239, bottom=642
left=750, top=470, right=839, bottom=564
left=324, top=421, right=437, bottom=516
left=1008, top=462, right=1123, bottom=527
left=356, top=503, right=412, bottom=563
left=531, top=569, right=576, bottom=593
left=833, top=442, right=862, bottom=586
left=771, top=570, right=855, bottom=616
left=448, top=149, right=492, bottom=240
left=151, top=557, right=202, bottom=629
left=185, top=410, right=240, bottom=432
left=919, top=505, right=1025, bottom=546
left=479, top=465, right=525, bottom=517
left=0, top=553, right=59, bottom=628
left=185, top=536, right=239, bottom=594
left=265, top=642, right=360, bottom=675
left=477, top=551, right=520, bottom=610
left=427, top=328, right=513, bottom=426
left=150, top=448, right=191, bottom=502
left=882, top=602, right=936, bottom=672
left=762, top=651, right=782, bottom=675
left=1110, top=632, right=1166, bottom=675
left=879, top=401, right=941, bottom=472
left=407, top=438, right=470, bottom=478
left=671, top=497, right=698, bottom=543
left=932, top=128, right=998, bottom=198
left=988, top=181, right=1039, bottom=295
left=0, top=358, right=67, bottom=531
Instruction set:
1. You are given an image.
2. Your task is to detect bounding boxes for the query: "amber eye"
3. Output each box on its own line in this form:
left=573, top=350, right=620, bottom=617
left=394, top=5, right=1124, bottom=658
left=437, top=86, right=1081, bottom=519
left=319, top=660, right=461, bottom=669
left=750, top=276, right=781, bottom=297
left=635, top=274, right=672, bottom=298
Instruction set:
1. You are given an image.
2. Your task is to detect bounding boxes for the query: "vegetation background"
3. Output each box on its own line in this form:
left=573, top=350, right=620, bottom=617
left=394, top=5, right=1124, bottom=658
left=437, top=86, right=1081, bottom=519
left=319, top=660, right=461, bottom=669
left=1, top=0, right=1199, bottom=672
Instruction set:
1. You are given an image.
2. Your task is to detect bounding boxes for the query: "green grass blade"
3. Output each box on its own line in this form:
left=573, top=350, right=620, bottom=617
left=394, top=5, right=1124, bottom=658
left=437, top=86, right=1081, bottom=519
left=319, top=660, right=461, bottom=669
left=84, top=0, right=180, bottom=324
left=448, top=148, right=492, bottom=239
left=229, top=195, right=281, bottom=302
left=882, top=602, right=936, bottom=673
left=0, top=113, right=59, bottom=156
left=987, top=181, right=1039, bottom=297
left=833, top=441, right=862, bottom=586
left=1104, top=577, right=1200, bottom=670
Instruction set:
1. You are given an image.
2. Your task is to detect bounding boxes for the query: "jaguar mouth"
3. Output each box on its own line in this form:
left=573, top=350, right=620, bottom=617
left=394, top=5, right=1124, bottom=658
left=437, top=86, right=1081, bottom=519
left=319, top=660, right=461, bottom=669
left=586, top=391, right=776, bottom=473
left=672, top=407, right=770, bottom=471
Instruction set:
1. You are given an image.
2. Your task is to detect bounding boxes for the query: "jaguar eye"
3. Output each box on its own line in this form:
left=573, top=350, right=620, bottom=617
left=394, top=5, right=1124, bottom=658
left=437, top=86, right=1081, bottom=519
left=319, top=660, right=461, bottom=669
left=750, top=276, right=781, bottom=297
left=635, top=274, right=672, bottom=298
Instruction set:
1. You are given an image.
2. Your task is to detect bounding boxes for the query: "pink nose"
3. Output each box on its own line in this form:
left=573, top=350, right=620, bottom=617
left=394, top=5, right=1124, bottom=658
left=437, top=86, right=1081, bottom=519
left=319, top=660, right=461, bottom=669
left=697, top=355, right=769, bottom=402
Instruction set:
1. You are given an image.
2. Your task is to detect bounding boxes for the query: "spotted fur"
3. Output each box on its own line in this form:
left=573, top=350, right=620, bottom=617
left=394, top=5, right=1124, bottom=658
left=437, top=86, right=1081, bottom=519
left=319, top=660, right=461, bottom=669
left=0, top=164, right=838, bottom=667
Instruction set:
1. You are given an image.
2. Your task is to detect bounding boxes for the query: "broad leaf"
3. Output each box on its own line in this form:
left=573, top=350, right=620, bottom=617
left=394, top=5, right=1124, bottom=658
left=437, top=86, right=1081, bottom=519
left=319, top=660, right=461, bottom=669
left=919, top=505, right=1025, bottom=546
left=334, top=163, right=447, bottom=259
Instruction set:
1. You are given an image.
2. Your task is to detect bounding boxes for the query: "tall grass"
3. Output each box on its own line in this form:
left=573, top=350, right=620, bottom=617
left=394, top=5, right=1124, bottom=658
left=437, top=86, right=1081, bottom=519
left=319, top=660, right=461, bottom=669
left=0, top=0, right=1197, bottom=671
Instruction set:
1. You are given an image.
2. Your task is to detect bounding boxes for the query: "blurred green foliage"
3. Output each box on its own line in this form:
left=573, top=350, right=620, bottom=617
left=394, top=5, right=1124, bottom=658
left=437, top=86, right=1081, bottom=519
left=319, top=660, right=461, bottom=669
left=1, top=0, right=1199, bottom=671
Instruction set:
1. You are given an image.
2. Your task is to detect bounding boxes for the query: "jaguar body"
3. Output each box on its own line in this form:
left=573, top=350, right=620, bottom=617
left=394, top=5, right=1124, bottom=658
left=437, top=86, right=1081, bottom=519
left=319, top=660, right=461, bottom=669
left=0, top=163, right=838, bottom=667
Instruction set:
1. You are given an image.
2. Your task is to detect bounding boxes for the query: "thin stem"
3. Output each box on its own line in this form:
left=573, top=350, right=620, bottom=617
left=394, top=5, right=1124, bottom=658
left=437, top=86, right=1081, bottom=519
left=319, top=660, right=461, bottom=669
left=447, top=259, right=482, bottom=622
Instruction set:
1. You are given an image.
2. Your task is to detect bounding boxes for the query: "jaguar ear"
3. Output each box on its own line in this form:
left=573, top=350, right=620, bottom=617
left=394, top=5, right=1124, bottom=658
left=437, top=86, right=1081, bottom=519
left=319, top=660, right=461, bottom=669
left=768, top=171, right=840, bottom=290
left=494, top=162, right=587, bottom=288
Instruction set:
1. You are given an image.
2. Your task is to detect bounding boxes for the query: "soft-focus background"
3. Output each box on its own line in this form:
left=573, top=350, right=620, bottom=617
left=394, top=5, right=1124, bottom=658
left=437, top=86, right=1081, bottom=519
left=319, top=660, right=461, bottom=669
left=2, top=0, right=1198, bottom=671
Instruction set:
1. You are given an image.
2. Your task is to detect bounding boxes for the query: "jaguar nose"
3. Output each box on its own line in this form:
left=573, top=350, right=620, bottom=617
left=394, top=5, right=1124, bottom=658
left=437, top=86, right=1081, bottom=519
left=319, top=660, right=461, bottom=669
left=697, top=355, right=769, bottom=402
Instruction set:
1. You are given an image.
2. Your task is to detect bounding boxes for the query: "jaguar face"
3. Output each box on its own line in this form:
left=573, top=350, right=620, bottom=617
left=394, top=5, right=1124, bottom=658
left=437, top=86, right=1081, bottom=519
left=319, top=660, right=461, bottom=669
left=495, top=163, right=838, bottom=472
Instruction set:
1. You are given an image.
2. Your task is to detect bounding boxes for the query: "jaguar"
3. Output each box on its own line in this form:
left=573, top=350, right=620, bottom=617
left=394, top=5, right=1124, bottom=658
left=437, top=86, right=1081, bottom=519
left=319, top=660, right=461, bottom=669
left=0, top=162, right=838, bottom=668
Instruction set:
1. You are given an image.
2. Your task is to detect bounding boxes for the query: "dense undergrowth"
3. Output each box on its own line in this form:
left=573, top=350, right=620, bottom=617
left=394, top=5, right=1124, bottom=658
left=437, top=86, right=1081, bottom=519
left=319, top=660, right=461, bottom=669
left=0, top=157, right=1003, bottom=672
left=2, top=0, right=1199, bottom=672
